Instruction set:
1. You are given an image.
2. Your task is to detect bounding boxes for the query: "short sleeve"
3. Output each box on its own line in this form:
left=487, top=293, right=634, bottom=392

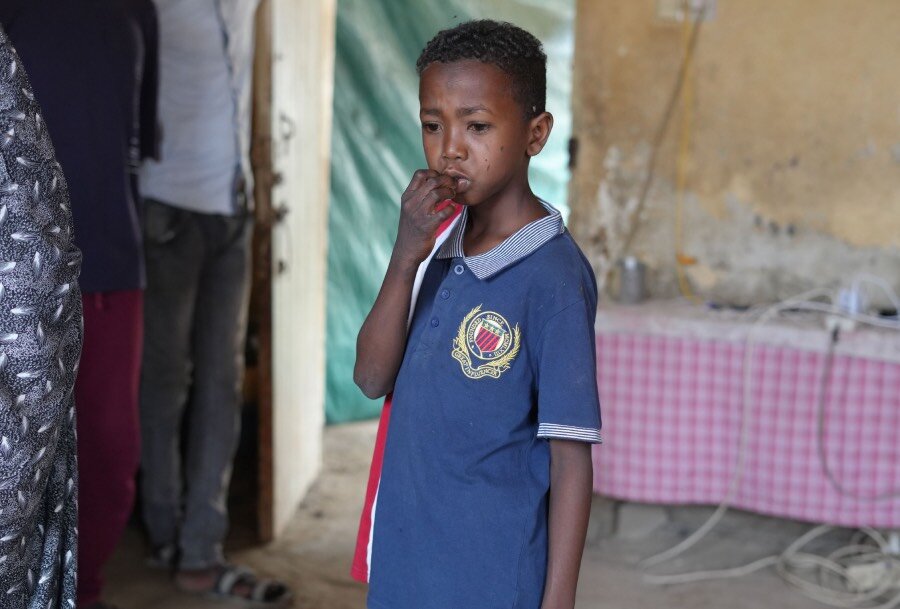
left=535, top=298, right=602, bottom=443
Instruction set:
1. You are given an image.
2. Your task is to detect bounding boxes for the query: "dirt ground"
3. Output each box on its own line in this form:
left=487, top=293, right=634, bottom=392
left=105, top=420, right=838, bottom=609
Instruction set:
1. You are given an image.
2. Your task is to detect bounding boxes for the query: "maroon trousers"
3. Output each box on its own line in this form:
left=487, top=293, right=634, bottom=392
left=75, top=290, right=143, bottom=607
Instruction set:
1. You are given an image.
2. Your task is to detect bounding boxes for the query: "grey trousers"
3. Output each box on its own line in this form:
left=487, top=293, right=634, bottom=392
left=139, top=198, right=252, bottom=569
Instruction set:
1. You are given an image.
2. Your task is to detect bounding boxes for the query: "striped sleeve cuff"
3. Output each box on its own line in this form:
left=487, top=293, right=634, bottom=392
left=537, top=423, right=603, bottom=444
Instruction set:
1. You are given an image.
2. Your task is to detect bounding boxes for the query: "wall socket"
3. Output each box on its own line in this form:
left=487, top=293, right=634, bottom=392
left=657, top=0, right=717, bottom=22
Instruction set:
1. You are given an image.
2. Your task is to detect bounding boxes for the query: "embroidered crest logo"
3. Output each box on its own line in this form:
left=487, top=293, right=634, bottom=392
left=452, top=305, right=521, bottom=379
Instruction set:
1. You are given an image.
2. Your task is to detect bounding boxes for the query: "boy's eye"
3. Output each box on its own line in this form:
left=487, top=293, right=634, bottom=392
left=422, top=122, right=441, bottom=133
left=469, top=123, right=491, bottom=133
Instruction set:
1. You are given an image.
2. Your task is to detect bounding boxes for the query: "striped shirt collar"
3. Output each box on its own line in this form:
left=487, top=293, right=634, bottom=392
left=435, top=199, right=565, bottom=280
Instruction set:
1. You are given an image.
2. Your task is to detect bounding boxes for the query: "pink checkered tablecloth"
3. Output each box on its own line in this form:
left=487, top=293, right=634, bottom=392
left=592, top=304, right=900, bottom=528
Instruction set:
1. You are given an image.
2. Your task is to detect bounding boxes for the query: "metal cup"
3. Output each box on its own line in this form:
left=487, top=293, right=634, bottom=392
left=617, top=256, right=646, bottom=304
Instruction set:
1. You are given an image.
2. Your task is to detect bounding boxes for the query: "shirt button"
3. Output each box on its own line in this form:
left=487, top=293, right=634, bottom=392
left=440, top=289, right=451, bottom=300
left=430, top=317, right=440, bottom=327
left=454, top=264, right=464, bottom=275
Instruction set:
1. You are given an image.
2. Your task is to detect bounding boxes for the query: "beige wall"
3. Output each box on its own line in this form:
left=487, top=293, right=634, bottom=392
left=570, top=0, right=900, bottom=305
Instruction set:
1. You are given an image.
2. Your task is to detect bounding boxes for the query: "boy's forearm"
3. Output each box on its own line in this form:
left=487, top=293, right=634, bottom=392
left=541, top=440, right=593, bottom=609
left=353, top=252, right=419, bottom=399
left=354, top=169, right=458, bottom=400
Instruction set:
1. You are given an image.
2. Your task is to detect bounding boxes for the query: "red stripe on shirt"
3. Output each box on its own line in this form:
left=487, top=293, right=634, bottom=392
left=351, top=201, right=461, bottom=583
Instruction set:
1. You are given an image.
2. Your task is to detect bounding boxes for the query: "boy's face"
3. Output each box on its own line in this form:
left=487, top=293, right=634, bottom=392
left=418, top=60, right=551, bottom=206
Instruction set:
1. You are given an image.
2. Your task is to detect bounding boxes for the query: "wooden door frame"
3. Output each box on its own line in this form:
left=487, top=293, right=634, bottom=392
left=249, top=0, right=275, bottom=543
left=248, top=0, right=336, bottom=543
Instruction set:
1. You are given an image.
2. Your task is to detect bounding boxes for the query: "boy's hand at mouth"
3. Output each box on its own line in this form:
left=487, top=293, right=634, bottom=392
left=355, top=169, right=457, bottom=399
left=393, top=169, right=459, bottom=268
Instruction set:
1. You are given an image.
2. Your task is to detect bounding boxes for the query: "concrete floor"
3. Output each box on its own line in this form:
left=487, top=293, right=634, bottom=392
left=105, top=421, right=838, bottom=609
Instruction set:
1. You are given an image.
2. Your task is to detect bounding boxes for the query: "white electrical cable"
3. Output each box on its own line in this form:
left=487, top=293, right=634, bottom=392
left=641, top=291, right=806, bottom=568
left=646, top=516, right=900, bottom=608
left=775, top=527, right=892, bottom=606
left=815, top=331, right=900, bottom=501
left=789, top=300, right=900, bottom=330
left=640, top=286, right=900, bottom=607
left=641, top=289, right=834, bottom=568
left=643, top=556, right=779, bottom=585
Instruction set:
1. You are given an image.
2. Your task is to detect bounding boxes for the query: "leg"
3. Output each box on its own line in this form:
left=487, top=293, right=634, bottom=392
left=139, top=200, right=203, bottom=551
left=75, top=291, right=144, bottom=608
left=172, top=214, right=291, bottom=605
left=179, top=213, right=253, bottom=569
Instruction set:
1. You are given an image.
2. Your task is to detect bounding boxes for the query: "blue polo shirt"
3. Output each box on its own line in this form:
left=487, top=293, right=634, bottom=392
left=368, top=200, right=603, bottom=609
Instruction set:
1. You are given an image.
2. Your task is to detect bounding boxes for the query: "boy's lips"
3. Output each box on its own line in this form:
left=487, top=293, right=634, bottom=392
left=454, top=178, right=472, bottom=194
left=444, top=170, right=472, bottom=193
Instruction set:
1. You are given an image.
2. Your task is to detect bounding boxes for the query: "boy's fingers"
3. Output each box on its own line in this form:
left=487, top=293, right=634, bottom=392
left=437, top=174, right=456, bottom=190
left=421, top=174, right=453, bottom=193
left=402, top=169, right=437, bottom=199
left=414, top=176, right=455, bottom=209
left=423, top=186, right=456, bottom=211
left=424, top=174, right=455, bottom=191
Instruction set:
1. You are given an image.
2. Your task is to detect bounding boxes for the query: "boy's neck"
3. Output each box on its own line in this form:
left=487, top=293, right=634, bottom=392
left=463, top=177, right=547, bottom=257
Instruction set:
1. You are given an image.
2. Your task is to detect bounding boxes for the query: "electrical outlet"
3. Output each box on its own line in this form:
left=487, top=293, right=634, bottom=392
left=656, top=0, right=717, bottom=22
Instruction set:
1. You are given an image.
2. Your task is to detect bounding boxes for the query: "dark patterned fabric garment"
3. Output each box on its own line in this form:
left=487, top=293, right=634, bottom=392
left=0, top=26, right=82, bottom=608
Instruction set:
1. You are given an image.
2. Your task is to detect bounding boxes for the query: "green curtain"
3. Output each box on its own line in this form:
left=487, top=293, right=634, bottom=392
left=326, top=0, right=575, bottom=423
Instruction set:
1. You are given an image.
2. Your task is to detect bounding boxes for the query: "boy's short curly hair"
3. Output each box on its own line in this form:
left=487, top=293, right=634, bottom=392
left=416, top=20, right=547, bottom=119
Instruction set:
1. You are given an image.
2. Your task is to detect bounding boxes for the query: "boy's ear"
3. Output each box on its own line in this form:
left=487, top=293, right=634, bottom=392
left=526, top=111, right=554, bottom=157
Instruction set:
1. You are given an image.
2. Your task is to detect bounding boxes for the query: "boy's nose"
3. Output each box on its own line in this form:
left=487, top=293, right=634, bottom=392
left=441, top=128, right=466, bottom=160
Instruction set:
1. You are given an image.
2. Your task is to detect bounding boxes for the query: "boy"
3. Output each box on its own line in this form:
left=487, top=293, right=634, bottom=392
left=354, top=20, right=602, bottom=609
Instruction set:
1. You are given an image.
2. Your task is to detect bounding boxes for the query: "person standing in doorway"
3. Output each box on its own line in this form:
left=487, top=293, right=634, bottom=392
left=2, top=2, right=158, bottom=607
left=139, top=1, right=291, bottom=605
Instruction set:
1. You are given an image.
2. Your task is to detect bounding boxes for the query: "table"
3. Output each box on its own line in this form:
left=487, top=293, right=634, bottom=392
left=592, top=301, right=900, bottom=528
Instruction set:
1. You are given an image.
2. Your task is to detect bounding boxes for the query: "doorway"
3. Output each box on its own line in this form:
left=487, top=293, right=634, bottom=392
left=240, top=0, right=337, bottom=543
